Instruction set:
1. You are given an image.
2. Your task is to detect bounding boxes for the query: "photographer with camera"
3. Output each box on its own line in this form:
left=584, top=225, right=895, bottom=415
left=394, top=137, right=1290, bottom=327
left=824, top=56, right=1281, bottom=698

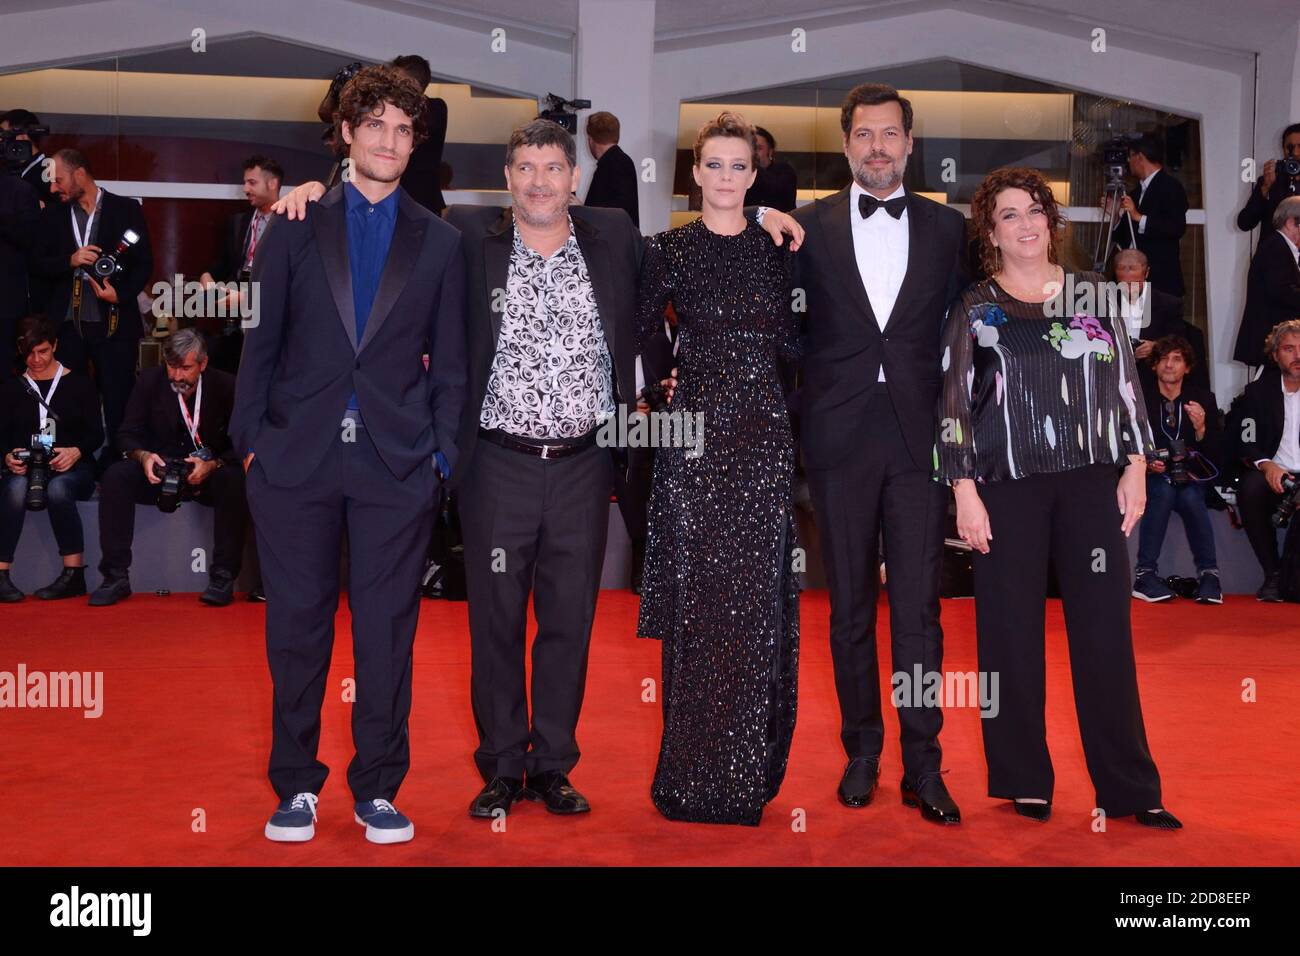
left=1132, top=335, right=1223, bottom=604
left=1226, top=319, right=1300, bottom=601
left=1106, top=134, right=1189, bottom=297
left=31, top=149, right=153, bottom=469
left=90, top=329, right=246, bottom=607
left=1234, top=195, right=1300, bottom=368
left=1237, top=123, right=1300, bottom=234
left=0, top=316, right=102, bottom=602
left=1, top=109, right=52, bottom=205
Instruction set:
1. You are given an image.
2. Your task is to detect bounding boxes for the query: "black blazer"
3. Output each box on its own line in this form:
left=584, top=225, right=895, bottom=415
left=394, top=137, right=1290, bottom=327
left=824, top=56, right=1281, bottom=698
left=207, top=208, right=254, bottom=283
left=744, top=160, right=798, bottom=213
left=443, top=203, right=642, bottom=487
left=1234, top=229, right=1300, bottom=367
left=1143, top=379, right=1222, bottom=470
left=1226, top=364, right=1292, bottom=469
left=31, top=188, right=154, bottom=341
left=20, top=156, right=53, bottom=206
left=1123, top=169, right=1188, bottom=297
left=231, top=184, right=468, bottom=488
left=400, top=96, right=449, bottom=216
left=0, top=173, right=40, bottom=323
left=0, top=368, right=102, bottom=460
left=583, top=144, right=640, bottom=228
left=1237, top=173, right=1296, bottom=233
left=791, top=187, right=967, bottom=471
left=118, top=366, right=238, bottom=464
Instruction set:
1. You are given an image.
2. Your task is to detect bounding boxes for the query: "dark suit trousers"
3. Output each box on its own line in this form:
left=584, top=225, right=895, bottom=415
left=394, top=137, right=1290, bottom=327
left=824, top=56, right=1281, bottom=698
left=247, top=424, right=437, bottom=802
left=54, top=320, right=134, bottom=460
left=805, top=385, right=947, bottom=775
left=1237, top=469, right=1288, bottom=576
left=459, top=439, right=613, bottom=782
left=973, top=464, right=1163, bottom=816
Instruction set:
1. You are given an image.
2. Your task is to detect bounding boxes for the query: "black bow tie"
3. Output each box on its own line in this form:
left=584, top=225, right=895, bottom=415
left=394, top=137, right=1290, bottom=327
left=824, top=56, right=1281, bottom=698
left=859, top=193, right=907, bottom=219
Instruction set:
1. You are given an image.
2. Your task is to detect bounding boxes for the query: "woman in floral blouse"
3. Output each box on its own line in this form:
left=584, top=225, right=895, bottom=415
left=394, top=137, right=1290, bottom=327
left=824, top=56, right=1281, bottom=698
left=936, top=167, right=1181, bottom=829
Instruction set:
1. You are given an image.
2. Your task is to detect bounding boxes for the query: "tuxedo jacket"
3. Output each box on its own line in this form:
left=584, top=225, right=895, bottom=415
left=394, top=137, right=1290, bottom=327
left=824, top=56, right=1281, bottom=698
left=583, top=144, right=640, bottom=228
left=207, top=208, right=255, bottom=283
left=1226, top=364, right=1293, bottom=469
left=231, top=184, right=467, bottom=488
left=791, top=187, right=968, bottom=471
left=1124, top=169, right=1188, bottom=297
left=401, top=96, right=450, bottom=216
left=442, top=203, right=643, bottom=487
left=1234, top=229, right=1300, bottom=367
left=118, top=366, right=239, bottom=465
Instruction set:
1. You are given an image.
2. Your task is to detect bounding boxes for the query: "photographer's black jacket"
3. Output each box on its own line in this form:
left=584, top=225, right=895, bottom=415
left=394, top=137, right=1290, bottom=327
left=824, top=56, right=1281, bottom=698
left=117, top=366, right=239, bottom=465
left=1236, top=169, right=1297, bottom=233
left=0, top=174, right=40, bottom=324
left=1143, top=379, right=1222, bottom=470
left=1233, top=229, right=1300, bottom=367
left=31, top=187, right=153, bottom=341
left=1227, top=364, right=1293, bottom=470
left=0, top=368, right=103, bottom=461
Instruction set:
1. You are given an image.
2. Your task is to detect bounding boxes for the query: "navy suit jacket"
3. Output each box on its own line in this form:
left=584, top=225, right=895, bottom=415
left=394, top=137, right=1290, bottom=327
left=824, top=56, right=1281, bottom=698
left=231, top=183, right=467, bottom=488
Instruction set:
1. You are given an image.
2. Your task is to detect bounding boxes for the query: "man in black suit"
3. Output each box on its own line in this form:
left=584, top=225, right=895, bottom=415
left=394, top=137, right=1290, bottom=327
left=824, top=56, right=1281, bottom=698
left=744, top=126, right=798, bottom=213
left=392, top=54, right=448, bottom=216
left=791, top=84, right=967, bottom=824
left=1109, top=134, right=1188, bottom=298
left=0, top=173, right=40, bottom=381
left=1112, top=248, right=1210, bottom=392
left=1234, top=196, right=1300, bottom=368
left=232, top=66, right=467, bottom=845
left=582, top=111, right=639, bottom=227
left=89, top=329, right=246, bottom=608
left=1237, top=123, right=1300, bottom=234
left=1226, top=319, right=1300, bottom=601
left=31, top=149, right=153, bottom=467
left=0, top=110, right=53, bottom=206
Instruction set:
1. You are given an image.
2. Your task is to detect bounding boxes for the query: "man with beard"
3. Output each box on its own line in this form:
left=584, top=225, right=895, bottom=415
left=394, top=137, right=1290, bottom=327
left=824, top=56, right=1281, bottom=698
left=90, top=328, right=247, bottom=607
left=791, top=84, right=968, bottom=824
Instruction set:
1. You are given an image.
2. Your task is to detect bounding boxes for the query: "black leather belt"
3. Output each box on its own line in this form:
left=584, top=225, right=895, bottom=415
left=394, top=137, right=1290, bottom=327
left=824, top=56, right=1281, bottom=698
left=478, top=427, right=597, bottom=460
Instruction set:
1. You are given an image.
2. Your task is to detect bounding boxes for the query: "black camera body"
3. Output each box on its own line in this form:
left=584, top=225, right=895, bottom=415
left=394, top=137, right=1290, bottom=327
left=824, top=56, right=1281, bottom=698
left=1154, top=439, right=1191, bottom=484
left=1279, top=157, right=1300, bottom=179
left=539, top=93, right=592, bottom=134
left=640, top=381, right=670, bottom=414
left=92, top=229, right=141, bottom=279
left=1, top=124, right=49, bottom=171
left=1274, top=474, right=1300, bottom=528
left=14, top=434, right=53, bottom=512
left=154, top=446, right=212, bottom=513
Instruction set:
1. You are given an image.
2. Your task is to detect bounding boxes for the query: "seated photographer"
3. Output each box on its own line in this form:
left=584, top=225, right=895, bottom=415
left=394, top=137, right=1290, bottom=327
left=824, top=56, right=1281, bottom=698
left=90, top=329, right=247, bottom=607
left=0, top=316, right=103, bottom=602
left=1226, top=319, right=1300, bottom=602
left=1132, top=335, right=1223, bottom=604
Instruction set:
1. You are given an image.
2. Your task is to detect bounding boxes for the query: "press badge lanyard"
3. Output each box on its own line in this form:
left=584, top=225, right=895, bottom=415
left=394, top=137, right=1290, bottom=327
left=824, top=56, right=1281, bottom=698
left=24, top=363, right=65, bottom=435
left=178, top=377, right=203, bottom=450
left=70, top=188, right=102, bottom=257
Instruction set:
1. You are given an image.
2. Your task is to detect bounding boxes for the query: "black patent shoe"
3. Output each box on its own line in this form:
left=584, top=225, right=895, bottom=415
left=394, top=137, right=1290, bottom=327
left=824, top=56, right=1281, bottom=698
left=0, top=569, right=24, bottom=603
left=901, top=771, right=962, bottom=825
left=1013, top=799, right=1053, bottom=822
left=1135, top=809, right=1183, bottom=829
left=35, top=566, right=87, bottom=600
left=523, top=771, right=591, bottom=815
left=837, top=757, right=881, bottom=808
left=469, top=776, right=525, bottom=818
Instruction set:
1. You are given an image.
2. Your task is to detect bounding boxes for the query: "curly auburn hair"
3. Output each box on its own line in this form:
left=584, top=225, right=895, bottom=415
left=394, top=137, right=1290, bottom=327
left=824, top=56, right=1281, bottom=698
left=692, top=111, right=758, bottom=170
left=970, top=166, right=1064, bottom=278
left=335, top=65, right=428, bottom=147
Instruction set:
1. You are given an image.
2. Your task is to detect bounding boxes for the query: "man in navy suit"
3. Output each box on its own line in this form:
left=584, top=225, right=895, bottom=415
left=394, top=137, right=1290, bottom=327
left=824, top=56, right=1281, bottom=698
left=231, top=66, right=467, bottom=845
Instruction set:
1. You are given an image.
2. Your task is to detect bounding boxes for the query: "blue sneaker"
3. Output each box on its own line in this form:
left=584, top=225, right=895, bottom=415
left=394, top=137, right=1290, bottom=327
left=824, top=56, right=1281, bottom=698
left=265, top=792, right=318, bottom=842
left=1132, top=569, right=1175, bottom=602
left=354, top=799, right=415, bottom=844
left=1196, top=570, right=1223, bottom=605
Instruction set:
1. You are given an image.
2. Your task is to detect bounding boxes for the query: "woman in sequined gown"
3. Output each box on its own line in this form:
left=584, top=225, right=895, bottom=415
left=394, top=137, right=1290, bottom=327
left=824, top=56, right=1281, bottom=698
left=635, top=112, right=800, bottom=826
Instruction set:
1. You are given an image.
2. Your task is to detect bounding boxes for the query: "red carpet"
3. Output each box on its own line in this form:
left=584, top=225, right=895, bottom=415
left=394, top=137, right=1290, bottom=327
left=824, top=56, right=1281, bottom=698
left=1, top=590, right=1296, bottom=866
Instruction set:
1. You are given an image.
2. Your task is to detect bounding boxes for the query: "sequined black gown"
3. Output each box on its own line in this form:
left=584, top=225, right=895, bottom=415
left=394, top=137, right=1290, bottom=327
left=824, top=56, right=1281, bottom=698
left=635, top=216, right=800, bottom=826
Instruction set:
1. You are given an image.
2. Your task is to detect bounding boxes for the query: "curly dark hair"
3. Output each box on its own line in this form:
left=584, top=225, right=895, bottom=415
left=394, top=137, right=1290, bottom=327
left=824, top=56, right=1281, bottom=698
left=969, top=166, right=1064, bottom=278
left=692, top=110, right=758, bottom=170
left=335, top=65, right=428, bottom=147
left=1149, top=334, right=1196, bottom=371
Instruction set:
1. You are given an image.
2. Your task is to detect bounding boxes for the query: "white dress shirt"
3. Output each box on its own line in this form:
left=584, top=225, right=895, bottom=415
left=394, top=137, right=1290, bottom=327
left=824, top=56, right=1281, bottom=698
left=1135, top=168, right=1159, bottom=235
left=1281, top=230, right=1300, bottom=267
left=1271, top=377, right=1300, bottom=473
left=849, top=181, right=909, bottom=382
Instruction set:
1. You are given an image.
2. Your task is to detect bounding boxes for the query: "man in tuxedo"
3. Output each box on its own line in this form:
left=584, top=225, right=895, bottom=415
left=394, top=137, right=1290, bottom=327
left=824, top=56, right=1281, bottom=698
left=1237, top=123, right=1300, bottom=234
left=582, top=111, right=639, bottom=227
left=791, top=84, right=966, bottom=824
left=31, top=149, right=153, bottom=468
left=1110, top=134, right=1188, bottom=297
left=0, top=173, right=40, bottom=381
left=232, top=66, right=467, bottom=844
left=90, top=329, right=247, bottom=608
left=1112, top=248, right=1209, bottom=392
left=1234, top=196, right=1300, bottom=368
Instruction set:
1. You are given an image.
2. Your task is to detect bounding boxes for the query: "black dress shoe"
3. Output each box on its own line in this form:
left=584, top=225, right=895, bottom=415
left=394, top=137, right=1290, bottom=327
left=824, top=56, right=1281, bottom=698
left=1257, top=572, right=1284, bottom=603
left=88, top=572, right=132, bottom=607
left=35, top=566, right=87, bottom=600
left=523, top=771, right=591, bottom=814
left=837, top=757, right=881, bottom=808
left=1135, top=809, right=1183, bottom=829
left=0, top=569, right=24, bottom=603
left=469, top=776, right=525, bottom=818
left=199, top=571, right=236, bottom=607
left=901, top=772, right=962, bottom=825
left=1013, top=799, right=1053, bottom=822
left=247, top=582, right=267, bottom=603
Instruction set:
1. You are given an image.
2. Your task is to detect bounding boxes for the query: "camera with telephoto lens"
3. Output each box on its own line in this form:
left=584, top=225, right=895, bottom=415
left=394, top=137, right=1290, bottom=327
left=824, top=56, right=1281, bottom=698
left=1274, top=474, right=1300, bottom=528
left=1153, top=439, right=1191, bottom=484
left=154, top=446, right=212, bottom=513
left=14, top=434, right=53, bottom=512
left=1280, top=157, right=1300, bottom=179
left=92, top=229, right=141, bottom=279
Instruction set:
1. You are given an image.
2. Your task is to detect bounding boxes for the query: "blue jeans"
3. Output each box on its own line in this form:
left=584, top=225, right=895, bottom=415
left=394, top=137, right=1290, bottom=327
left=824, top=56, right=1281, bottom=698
left=1135, top=474, right=1218, bottom=574
left=0, top=463, right=96, bottom=563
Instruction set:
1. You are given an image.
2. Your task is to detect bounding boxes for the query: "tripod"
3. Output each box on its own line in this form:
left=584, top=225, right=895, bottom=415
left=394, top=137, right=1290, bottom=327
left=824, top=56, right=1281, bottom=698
left=1092, top=174, right=1137, bottom=271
